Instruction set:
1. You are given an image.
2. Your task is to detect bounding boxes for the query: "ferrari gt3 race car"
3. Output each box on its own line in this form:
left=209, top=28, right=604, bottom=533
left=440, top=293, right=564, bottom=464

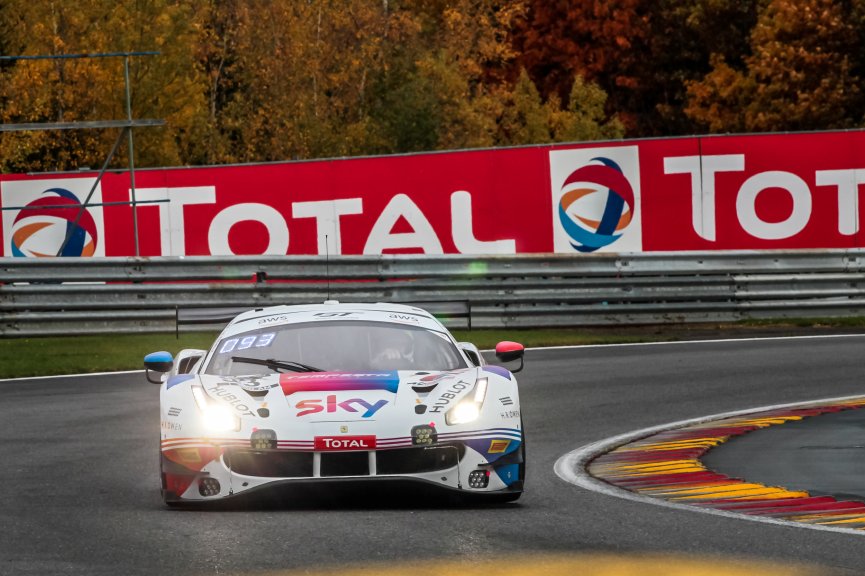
left=144, top=302, right=526, bottom=505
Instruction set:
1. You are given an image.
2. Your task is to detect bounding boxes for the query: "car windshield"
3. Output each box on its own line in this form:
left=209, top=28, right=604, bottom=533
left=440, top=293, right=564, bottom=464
left=204, top=320, right=467, bottom=375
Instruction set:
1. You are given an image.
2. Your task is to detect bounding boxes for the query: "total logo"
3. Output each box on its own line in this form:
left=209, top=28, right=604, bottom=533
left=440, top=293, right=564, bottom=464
left=314, top=435, right=376, bottom=451
left=550, top=147, right=642, bottom=253
left=2, top=179, right=105, bottom=258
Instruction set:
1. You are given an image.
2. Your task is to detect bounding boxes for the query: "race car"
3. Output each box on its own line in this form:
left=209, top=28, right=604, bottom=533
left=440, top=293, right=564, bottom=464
left=144, top=302, right=526, bottom=505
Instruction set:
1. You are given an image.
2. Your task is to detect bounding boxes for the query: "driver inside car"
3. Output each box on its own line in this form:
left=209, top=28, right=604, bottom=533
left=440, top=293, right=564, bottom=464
left=370, top=328, right=416, bottom=369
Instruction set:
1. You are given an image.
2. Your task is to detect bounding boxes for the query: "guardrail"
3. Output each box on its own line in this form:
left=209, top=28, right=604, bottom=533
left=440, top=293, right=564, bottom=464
left=2, top=250, right=865, bottom=336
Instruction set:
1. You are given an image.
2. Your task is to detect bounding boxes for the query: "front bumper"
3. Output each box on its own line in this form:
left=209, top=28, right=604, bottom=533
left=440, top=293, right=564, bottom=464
left=161, top=439, right=522, bottom=503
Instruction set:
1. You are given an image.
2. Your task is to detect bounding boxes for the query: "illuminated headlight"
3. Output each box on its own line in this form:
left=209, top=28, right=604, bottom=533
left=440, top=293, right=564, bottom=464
left=445, top=377, right=488, bottom=425
left=192, top=385, right=240, bottom=432
left=447, top=402, right=480, bottom=425
left=201, top=404, right=239, bottom=432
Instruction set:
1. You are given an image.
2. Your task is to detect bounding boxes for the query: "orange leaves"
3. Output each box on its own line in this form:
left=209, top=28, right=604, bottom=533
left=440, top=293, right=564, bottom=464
left=685, top=0, right=862, bottom=133
left=1, top=0, right=862, bottom=170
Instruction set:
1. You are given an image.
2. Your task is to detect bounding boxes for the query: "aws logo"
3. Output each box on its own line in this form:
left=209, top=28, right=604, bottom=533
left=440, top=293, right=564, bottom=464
left=550, top=147, right=642, bottom=253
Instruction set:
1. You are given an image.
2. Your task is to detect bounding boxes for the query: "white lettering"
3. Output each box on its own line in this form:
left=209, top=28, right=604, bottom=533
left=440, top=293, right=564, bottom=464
left=292, top=198, right=363, bottom=255
left=450, top=191, right=516, bottom=254
left=664, top=154, right=745, bottom=241
left=815, top=169, right=865, bottom=236
left=208, top=203, right=289, bottom=255
left=363, top=194, right=443, bottom=254
left=323, top=438, right=369, bottom=449
left=136, top=187, right=216, bottom=256
left=736, top=171, right=811, bottom=240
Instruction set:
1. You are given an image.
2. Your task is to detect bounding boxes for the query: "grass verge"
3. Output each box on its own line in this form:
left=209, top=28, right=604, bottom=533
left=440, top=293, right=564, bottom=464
left=2, top=318, right=865, bottom=380
left=0, top=332, right=218, bottom=379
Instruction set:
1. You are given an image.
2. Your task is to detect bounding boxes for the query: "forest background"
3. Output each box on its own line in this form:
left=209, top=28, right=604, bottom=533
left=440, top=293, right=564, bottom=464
left=0, top=0, right=863, bottom=173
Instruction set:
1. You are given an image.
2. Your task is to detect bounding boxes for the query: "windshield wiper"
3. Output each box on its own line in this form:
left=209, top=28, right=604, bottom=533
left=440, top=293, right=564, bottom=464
left=231, top=356, right=324, bottom=373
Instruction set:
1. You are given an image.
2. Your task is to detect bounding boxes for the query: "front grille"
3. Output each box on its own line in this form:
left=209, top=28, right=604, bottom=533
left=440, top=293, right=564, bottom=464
left=320, top=451, right=370, bottom=476
left=227, top=450, right=313, bottom=478
left=377, top=445, right=461, bottom=475
left=225, top=443, right=465, bottom=480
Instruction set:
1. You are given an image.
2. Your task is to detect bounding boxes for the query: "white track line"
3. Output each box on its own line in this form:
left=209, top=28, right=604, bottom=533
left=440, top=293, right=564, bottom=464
left=0, top=369, right=143, bottom=383
left=554, top=394, right=865, bottom=536
left=529, top=332, right=865, bottom=351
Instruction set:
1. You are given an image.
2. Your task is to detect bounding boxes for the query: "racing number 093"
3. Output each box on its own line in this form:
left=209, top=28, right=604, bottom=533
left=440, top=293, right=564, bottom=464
left=218, top=332, right=276, bottom=353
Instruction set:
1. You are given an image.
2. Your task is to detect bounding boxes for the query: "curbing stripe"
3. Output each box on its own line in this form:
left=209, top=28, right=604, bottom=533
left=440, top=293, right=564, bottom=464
left=555, top=394, right=865, bottom=536
left=587, top=399, right=865, bottom=524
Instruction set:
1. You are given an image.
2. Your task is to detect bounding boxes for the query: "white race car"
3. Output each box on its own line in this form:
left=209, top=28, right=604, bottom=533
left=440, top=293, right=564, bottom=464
left=144, top=302, right=525, bottom=505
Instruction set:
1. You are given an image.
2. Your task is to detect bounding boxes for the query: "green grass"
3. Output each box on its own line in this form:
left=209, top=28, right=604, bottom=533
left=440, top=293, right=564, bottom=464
left=0, top=332, right=218, bottom=379
left=0, top=328, right=674, bottom=379
left=3, top=318, right=865, bottom=379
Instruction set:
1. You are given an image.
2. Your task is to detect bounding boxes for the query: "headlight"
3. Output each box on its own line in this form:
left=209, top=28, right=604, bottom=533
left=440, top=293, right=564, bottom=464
left=201, top=404, right=240, bottom=432
left=445, top=377, right=488, bottom=425
left=447, top=402, right=481, bottom=425
left=192, top=385, right=241, bottom=432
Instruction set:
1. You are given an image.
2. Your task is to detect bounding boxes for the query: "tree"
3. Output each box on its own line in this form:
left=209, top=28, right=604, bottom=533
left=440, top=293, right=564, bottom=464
left=686, top=0, right=862, bottom=132
left=197, top=0, right=424, bottom=162
left=549, top=74, right=624, bottom=142
left=635, top=0, right=760, bottom=135
left=495, top=68, right=548, bottom=145
left=510, top=0, right=648, bottom=131
left=0, top=0, right=206, bottom=171
left=400, top=0, right=527, bottom=150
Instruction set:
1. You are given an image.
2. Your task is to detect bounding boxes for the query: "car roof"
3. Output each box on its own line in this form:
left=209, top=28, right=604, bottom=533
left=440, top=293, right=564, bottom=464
left=222, top=302, right=450, bottom=335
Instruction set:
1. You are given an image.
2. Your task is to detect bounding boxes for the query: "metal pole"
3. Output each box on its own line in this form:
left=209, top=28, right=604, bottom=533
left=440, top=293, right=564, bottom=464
left=56, top=128, right=127, bottom=256
left=124, top=56, right=140, bottom=257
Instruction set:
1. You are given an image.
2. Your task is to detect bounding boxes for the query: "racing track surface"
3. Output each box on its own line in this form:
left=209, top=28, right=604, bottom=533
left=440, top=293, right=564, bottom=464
left=4, top=335, right=865, bottom=574
left=704, top=406, right=865, bottom=502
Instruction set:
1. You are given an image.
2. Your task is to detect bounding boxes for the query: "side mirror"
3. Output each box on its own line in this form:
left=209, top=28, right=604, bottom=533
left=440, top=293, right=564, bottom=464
left=144, top=351, right=174, bottom=385
left=495, top=341, right=525, bottom=373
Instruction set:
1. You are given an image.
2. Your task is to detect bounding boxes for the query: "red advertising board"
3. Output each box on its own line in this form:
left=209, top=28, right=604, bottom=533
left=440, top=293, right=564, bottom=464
left=3, top=130, right=865, bottom=257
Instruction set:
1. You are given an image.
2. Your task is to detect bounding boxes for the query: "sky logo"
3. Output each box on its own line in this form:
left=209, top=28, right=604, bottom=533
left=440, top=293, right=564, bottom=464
left=295, top=396, right=389, bottom=418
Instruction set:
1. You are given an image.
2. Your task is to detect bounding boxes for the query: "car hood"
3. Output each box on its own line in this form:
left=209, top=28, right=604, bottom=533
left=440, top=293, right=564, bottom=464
left=193, top=367, right=485, bottom=424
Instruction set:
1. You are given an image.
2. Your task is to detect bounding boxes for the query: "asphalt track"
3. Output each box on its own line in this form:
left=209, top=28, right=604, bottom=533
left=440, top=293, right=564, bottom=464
left=4, top=336, right=865, bottom=575
left=704, top=406, right=865, bottom=502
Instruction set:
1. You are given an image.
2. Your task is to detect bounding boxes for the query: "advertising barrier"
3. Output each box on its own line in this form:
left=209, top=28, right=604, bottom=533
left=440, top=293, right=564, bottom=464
left=2, top=130, right=865, bottom=257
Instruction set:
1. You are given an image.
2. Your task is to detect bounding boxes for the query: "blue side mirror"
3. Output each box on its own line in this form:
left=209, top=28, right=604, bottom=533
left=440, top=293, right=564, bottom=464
left=144, top=351, right=173, bottom=384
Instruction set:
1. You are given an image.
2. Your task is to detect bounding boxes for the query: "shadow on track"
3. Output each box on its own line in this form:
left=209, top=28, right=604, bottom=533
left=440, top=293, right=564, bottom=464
left=156, top=480, right=523, bottom=512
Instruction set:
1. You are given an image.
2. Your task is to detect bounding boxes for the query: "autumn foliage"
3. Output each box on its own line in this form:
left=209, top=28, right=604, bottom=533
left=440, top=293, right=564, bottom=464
left=0, top=0, right=862, bottom=172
